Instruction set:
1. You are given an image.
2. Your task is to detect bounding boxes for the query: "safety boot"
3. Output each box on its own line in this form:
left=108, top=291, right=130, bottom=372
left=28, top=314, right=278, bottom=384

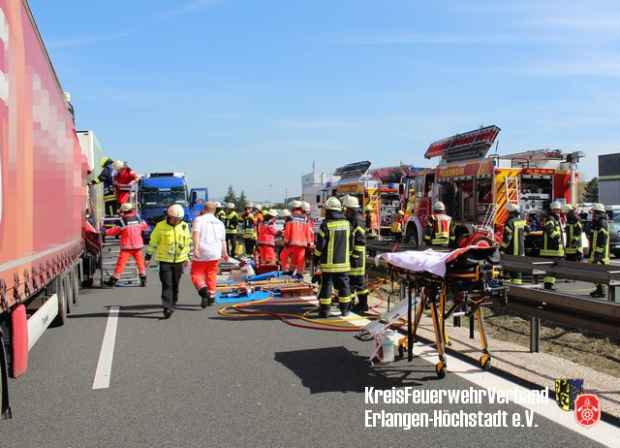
left=104, top=276, right=118, bottom=288
left=140, top=275, right=147, bottom=287
left=208, top=293, right=216, bottom=306
left=163, top=307, right=174, bottom=319
left=590, top=285, right=605, bottom=298
left=198, top=287, right=210, bottom=308
left=318, top=304, right=330, bottom=319
left=543, top=283, right=555, bottom=291
left=340, top=302, right=351, bottom=317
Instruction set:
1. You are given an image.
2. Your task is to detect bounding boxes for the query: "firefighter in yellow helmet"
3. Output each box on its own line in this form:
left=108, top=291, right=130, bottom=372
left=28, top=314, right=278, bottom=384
left=343, top=195, right=369, bottom=313
left=500, top=204, right=527, bottom=285
left=313, top=196, right=353, bottom=318
left=590, top=203, right=610, bottom=298
left=424, top=201, right=455, bottom=249
left=540, top=201, right=565, bottom=290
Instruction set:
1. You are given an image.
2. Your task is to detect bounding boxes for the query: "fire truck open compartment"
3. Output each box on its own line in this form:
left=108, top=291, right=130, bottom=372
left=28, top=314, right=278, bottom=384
left=519, top=174, right=553, bottom=214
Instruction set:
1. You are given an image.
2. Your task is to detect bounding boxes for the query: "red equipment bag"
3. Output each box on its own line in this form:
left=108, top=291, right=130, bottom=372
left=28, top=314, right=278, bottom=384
left=10, top=304, right=28, bottom=378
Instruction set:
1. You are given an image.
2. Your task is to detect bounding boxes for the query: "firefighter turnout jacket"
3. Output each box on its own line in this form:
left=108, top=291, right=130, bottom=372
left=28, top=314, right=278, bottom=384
left=314, top=212, right=351, bottom=273
left=225, top=211, right=240, bottom=235
left=540, top=214, right=565, bottom=257
left=590, top=216, right=610, bottom=264
left=349, top=212, right=366, bottom=276
left=242, top=212, right=257, bottom=240
left=501, top=215, right=526, bottom=256
left=424, top=213, right=454, bottom=247
left=565, top=216, right=584, bottom=256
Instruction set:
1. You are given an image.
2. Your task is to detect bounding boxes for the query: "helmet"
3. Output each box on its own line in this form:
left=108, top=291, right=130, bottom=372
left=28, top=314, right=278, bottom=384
left=433, top=201, right=446, bottom=212
left=324, top=196, right=342, bottom=211
left=302, top=201, right=311, bottom=213
left=167, top=204, right=185, bottom=219
left=550, top=201, right=562, bottom=211
left=226, top=202, right=235, bottom=209
left=592, top=203, right=606, bottom=213
left=267, top=209, right=277, bottom=218
left=112, top=160, right=124, bottom=171
left=254, top=203, right=261, bottom=210
left=247, top=202, right=254, bottom=209
left=214, top=201, right=222, bottom=208
left=281, top=209, right=292, bottom=217
left=342, top=195, right=360, bottom=209
left=100, top=157, right=113, bottom=168
left=398, top=210, right=405, bottom=216
left=506, top=203, right=520, bottom=214
left=119, top=203, right=133, bottom=213
left=289, top=200, right=302, bottom=210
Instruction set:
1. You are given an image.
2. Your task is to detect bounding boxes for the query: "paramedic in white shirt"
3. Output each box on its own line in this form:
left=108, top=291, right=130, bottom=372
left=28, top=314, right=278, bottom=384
left=191, top=201, right=228, bottom=308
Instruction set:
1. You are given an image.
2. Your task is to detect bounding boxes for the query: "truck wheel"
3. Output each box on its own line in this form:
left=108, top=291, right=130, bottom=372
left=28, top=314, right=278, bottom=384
left=51, top=275, right=68, bottom=327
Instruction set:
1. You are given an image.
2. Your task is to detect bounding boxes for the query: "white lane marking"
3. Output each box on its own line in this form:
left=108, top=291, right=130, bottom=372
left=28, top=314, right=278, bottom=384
left=92, top=306, right=119, bottom=390
left=411, top=343, right=620, bottom=447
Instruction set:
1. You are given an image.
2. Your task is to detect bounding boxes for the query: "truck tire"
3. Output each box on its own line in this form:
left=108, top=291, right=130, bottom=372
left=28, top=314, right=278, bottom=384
left=404, top=223, right=418, bottom=249
left=51, top=275, right=68, bottom=327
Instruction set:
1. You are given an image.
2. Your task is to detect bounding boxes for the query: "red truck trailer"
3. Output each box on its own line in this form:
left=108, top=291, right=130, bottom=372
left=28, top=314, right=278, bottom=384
left=0, top=0, right=95, bottom=418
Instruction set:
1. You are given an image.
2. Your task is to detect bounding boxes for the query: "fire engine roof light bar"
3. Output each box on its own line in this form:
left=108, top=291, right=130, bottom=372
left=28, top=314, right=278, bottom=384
left=333, top=160, right=372, bottom=178
left=424, top=125, right=501, bottom=162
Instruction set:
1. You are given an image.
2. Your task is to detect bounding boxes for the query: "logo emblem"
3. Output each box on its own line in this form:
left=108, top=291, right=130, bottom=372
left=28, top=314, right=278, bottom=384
left=555, top=378, right=583, bottom=411
left=575, top=394, right=601, bottom=428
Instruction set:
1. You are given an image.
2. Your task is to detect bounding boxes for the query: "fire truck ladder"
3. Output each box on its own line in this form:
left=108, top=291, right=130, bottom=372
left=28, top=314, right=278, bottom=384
left=101, top=216, right=142, bottom=287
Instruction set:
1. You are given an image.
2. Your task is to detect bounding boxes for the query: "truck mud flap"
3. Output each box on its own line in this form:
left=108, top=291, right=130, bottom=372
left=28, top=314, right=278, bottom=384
left=0, top=330, right=12, bottom=419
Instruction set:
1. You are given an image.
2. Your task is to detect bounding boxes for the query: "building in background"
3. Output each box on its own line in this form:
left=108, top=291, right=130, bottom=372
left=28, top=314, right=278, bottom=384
left=599, top=153, right=620, bottom=205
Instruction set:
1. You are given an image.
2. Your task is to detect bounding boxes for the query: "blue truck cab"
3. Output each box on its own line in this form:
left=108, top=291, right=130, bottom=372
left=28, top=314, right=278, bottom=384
left=138, top=172, right=208, bottom=240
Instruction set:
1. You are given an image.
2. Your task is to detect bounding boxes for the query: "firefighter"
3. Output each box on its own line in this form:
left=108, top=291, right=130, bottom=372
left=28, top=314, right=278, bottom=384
left=343, top=195, right=369, bottom=313
left=565, top=205, right=584, bottom=262
left=540, top=201, right=565, bottom=290
left=391, top=210, right=404, bottom=242
left=224, top=202, right=240, bottom=257
left=424, top=201, right=454, bottom=249
left=500, top=204, right=526, bottom=285
left=104, top=203, right=149, bottom=287
left=590, top=203, right=610, bottom=298
left=313, top=196, right=352, bottom=318
left=215, top=202, right=227, bottom=221
left=145, top=204, right=191, bottom=319
left=280, top=200, right=311, bottom=279
left=112, top=160, right=139, bottom=206
left=364, top=202, right=374, bottom=234
left=257, top=209, right=278, bottom=265
left=241, top=203, right=257, bottom=255
left=89, top=157, right=117, bottom=216
left=254, top=204, right=264, bottom=224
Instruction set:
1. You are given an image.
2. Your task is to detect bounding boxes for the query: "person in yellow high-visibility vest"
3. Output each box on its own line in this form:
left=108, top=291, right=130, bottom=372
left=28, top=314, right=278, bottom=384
left=564, top=205, right=584, bottom=262
left=342, top=195, right=369, bottom=313
left=590, top=203, right=610, bottom=298
left=241, top=203, right=257, bottom=255
left=424, top=201, right=455, bottom=248
left=391, top=210, right=404, bottom=242
left=500, top=204, right=527, bottom=285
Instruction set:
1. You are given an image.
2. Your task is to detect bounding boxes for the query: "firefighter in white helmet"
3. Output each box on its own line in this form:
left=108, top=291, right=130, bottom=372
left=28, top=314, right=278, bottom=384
left=424, top=201, right=455, bottom=248
left=590, top=203, right=610, bottom=298
left=215, top=201, right=226, bottom=221
left=146, top=204, right=191, bottom=318
left=500, top=204, right=527, bottom=284
left=313, top=197, right=353, bottom=318
left=540, top=201, right=565, bottom=290
left=342, top=195, right=369, bottom=313
left=241, top=202, right=257, bottom=256
left=565, top=204, right=584, bottom=262
left=224, top=202, right=240, bottom=256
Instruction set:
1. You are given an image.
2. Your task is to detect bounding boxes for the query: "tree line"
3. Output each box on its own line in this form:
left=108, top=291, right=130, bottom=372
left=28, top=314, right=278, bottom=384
left=223, top=185, right=285, bottom=210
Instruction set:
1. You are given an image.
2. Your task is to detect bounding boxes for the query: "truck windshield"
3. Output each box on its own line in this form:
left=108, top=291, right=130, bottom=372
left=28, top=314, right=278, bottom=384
left=141, top=189, right=187, bottom=207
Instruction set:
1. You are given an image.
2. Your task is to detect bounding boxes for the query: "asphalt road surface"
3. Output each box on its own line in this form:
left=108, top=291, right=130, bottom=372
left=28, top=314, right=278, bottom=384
left=2, top=270, right=617, bottom=448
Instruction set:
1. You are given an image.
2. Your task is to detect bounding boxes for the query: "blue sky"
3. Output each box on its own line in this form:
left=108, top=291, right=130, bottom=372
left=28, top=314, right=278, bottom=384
left=32, top=0, right=619, bottom=200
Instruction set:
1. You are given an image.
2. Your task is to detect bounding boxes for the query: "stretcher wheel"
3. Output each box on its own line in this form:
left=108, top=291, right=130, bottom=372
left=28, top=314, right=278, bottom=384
left=435, top=361, right=446, bottom=379
left=479, top=353, right=492, bottom=370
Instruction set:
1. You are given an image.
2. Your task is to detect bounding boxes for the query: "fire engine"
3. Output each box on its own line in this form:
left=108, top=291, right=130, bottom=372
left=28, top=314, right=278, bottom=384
left=400, top=125, right=583, bottom=247
left=319, top=161, right=400, bottom=237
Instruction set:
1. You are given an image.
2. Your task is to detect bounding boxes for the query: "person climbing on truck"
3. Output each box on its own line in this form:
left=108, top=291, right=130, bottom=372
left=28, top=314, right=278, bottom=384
left=104, top=203, right=149, bottom=287
left=90, top=157, right=118, bottom=216
left=113, top=160, right=139, bottom=206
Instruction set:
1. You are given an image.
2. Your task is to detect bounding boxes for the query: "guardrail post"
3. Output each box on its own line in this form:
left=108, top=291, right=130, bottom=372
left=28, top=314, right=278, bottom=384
left=469, top=314, right=475, bottom=339
left=610, top=286, right=616, bottom=304
left=530, top=317, right=540, bottom=353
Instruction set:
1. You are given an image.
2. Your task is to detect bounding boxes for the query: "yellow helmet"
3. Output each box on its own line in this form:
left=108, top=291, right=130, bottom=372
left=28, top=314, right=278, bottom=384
left=324, top=196, right=342, bottom=211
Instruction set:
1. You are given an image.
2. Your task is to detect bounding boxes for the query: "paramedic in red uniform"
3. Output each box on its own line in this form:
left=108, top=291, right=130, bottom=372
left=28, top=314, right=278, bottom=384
left=112, top=160, right=139, bottom=205
left=280, top=200, right=311, bottom=279
left=104, top=203, right=148, bottom=287
left=257, top=209, right=279, bottom=265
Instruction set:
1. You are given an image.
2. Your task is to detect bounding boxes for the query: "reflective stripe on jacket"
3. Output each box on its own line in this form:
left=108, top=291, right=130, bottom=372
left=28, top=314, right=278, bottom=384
left=565, top=220, right=584, bottom=255
left=424, top=214, right=453, bottom=246
left=590, top=218, right=610, bottom=264
left=500, top=217, right=526, bottom=256
left=349, top=214, right=366, bottom=276
left=225, top=211, right=239, bottom=234
left=147, top=220, right=191, bottom=263
left=105, top=213, right=148, bottom=250
left=242, top=213, right=257, bottom=239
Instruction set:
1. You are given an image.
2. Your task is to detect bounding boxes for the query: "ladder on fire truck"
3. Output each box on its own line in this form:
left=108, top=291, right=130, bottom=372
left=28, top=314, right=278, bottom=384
left=100, top=216, right=142, bottom=287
